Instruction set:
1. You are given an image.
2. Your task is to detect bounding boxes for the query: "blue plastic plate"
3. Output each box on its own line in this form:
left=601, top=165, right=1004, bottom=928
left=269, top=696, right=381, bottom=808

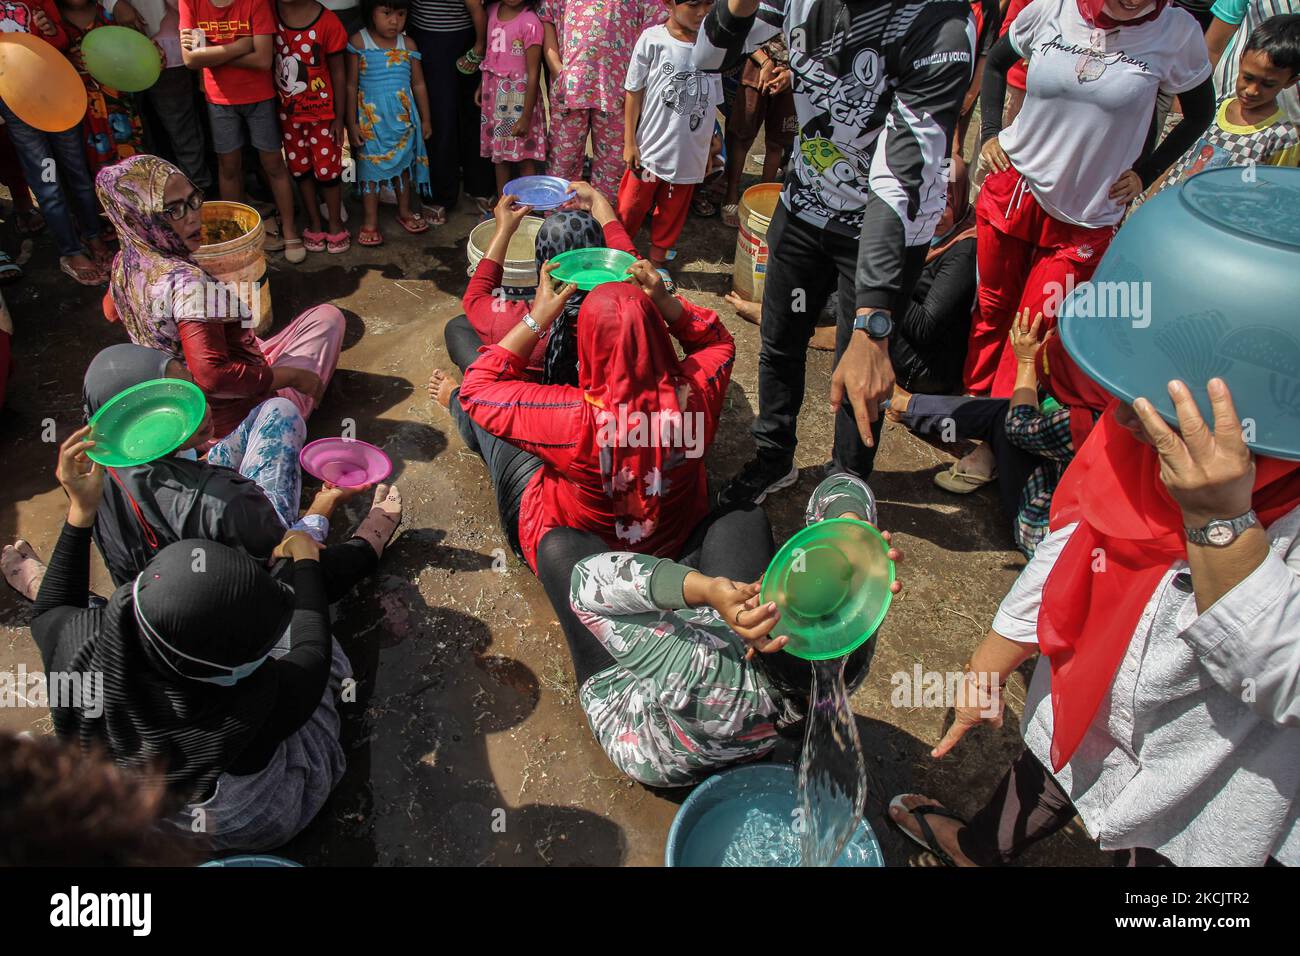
left=503, top=175, right=571, bottom=210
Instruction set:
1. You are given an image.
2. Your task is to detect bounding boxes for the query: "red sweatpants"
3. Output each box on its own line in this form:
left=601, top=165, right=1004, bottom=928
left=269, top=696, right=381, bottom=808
left=616, top=170, right=695, bottom=263
left=964, top=165, right=1117, bottom=397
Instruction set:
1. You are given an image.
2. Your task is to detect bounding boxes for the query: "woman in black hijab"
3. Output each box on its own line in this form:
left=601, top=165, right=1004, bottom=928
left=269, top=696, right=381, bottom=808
left=81, top=343, right=355, bottom=587
left=30, top=427, right=402, bottom=850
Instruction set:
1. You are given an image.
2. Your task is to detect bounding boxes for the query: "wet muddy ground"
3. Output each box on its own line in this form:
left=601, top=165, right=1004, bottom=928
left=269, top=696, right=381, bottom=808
left=0, top=167, right=1103, bottom=866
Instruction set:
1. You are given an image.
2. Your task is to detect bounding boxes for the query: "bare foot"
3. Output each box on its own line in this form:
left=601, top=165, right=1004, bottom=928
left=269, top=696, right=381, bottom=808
left=353, top=484, right=402, bottom=557
left=724, top=290, right=762, bottom=325
left=426, top=368, right=456, bottom=410
left=956, top=442, right=995, bottom=480
left=889, top=795, right=977, bottom=867
left=2, top=539, right=46, bottom=601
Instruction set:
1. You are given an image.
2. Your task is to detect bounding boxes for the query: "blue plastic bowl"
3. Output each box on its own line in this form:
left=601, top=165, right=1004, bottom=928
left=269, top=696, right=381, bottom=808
left=200, top=855, right=302, bottom=867
left=665, top=763, right=884, bottom=867
left=1060, top=165, right=1300, bottom=460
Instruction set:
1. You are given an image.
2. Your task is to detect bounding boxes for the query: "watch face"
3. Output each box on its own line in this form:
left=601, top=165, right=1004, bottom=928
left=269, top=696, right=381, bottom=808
left=867, top=311, right=892, bottom=338
left=1206, top=522, right=1235, bottom=546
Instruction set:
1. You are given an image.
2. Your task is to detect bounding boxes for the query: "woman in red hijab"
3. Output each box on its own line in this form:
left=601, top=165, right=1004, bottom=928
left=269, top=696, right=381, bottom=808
left=445, top=261, right=734, bottom=570
left=888, top=378, right=1300, bottom=866
left=430, top=260, right=744, bottom=682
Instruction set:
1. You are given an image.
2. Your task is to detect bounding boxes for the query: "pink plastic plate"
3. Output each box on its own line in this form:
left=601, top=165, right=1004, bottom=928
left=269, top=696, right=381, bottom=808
left=299, top=437, right=392, bottom=488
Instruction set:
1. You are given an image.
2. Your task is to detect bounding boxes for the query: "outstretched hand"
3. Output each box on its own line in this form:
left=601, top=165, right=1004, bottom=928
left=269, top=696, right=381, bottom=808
left=931, top=670, right=1004, bottom=759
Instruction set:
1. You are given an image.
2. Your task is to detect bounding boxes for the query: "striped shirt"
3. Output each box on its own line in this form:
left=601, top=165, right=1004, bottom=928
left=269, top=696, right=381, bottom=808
left=1211, top=0, right=1300, bottom=123
left=408, top=0, right=472, bottom=32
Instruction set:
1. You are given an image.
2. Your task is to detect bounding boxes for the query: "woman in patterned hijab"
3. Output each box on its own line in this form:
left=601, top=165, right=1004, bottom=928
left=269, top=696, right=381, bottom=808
left=95, top=155, right=209, bottom=356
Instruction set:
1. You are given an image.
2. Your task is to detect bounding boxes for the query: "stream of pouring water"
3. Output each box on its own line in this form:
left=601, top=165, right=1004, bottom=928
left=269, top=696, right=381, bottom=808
left=797, top=656, right=867, bottom=866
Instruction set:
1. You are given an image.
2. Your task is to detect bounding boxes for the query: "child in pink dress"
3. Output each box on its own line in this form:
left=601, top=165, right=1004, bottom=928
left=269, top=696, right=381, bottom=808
left=540, top=0, right=665, bottom=202
left=478, top=0, right=546, bottom=198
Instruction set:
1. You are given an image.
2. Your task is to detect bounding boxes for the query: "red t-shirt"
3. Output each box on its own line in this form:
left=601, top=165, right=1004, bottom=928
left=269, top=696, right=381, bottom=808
left=273, top=5, right=347, bottom=122
left=179, top=0, right=277, bottom=105
left=0, top=0, right=69, bottom=50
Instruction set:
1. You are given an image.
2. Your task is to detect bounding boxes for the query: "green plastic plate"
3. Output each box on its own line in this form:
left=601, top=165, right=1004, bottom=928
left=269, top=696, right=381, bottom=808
left=86, top=378, right=207, bottom=468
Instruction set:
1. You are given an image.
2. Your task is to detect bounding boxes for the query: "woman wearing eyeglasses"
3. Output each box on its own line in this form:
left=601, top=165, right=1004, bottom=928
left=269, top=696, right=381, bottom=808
left=29, top=426, right=401, bottom=851
left=94, top=155, right=345, bottom=442
left=963, top=0, right=1217, bottom=408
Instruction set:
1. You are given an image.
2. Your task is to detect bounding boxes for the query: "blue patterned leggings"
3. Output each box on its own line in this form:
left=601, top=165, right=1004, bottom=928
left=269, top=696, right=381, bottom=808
left=207, top=398, right=328, bottom=540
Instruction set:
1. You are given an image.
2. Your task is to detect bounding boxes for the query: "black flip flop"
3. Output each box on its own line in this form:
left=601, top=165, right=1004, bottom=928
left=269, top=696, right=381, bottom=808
left=889, top=794, right=969, bottom=867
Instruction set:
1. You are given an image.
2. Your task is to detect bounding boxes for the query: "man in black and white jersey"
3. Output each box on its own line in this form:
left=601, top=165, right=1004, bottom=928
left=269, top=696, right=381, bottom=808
left=698, top=0, right=977, bottom=506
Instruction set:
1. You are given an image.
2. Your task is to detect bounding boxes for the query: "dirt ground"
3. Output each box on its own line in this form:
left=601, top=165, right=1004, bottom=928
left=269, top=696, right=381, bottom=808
left=0, top=164, right=1104, bottom=866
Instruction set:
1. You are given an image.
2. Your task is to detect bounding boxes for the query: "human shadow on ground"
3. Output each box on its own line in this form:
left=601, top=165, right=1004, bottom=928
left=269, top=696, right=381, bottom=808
left=305, top=368, right=448, bottom=490
left=283, top=533, right=626, bottom=866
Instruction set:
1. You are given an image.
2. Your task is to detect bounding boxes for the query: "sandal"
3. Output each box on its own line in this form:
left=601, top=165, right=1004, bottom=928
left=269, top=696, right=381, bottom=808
left=60, top=255, right=106, bottom=286
left=282, top=237, right=307, bottom=264
left=471, top=195, right=495, bottom=215
left=357, top=227, right=384, bottom=247
left=396, top=211, right=429, bottom=235
left=302, top=229, right=327, bottom=253
left=933, top=462, right=997, bottom=494
left=0, top=250, right=22, bottom=284
left=16, top=208, right=44, bottom=236
left=691, top=194, right=717, bottom=217
left=721, top=203, right=740, bottom=227
left=326, top=230, right=351, bottom=254
left=421, top=203, right=447, bottom=226
left=888, top=794, right=969, bottom=867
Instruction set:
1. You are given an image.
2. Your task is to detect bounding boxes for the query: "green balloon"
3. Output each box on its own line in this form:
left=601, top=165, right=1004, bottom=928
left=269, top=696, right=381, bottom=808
left=80, top=26, right=162, bottom=93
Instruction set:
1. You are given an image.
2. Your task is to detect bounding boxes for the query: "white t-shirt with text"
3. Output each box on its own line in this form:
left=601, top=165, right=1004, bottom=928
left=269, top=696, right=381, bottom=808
left=1000, top=0, right=1211, bottom=227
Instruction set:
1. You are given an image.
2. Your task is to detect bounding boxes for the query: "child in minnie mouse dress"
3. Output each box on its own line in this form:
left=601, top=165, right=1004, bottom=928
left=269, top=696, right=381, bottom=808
left=275, top=0, right=350, bottom=252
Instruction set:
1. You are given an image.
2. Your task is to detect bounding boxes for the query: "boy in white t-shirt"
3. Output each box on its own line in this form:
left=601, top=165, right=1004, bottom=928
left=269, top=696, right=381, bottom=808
left=617, top=0, right=722, bottom=270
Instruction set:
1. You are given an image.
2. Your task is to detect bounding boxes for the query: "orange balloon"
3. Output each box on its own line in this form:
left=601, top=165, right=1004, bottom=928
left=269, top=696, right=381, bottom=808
left=0, top=32, right=87, bottom=133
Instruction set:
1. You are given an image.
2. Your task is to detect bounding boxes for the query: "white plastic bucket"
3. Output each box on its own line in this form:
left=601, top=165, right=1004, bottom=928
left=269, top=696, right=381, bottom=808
left=467, top=216, right=544, bottom=289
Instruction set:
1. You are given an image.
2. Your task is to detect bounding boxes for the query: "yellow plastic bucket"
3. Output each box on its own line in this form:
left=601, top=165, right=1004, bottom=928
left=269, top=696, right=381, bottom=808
left=192, top=201, right=273, bottom=336
left=731, top=183, right=782, bottom=303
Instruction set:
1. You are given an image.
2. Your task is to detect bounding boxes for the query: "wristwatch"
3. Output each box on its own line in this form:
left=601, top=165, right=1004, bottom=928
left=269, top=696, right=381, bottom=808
left=1184, top=510, right=1257, bottom=547
left=521, top=311, right=546, bottom=337
left=852, top=310, right=893, bottom=340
